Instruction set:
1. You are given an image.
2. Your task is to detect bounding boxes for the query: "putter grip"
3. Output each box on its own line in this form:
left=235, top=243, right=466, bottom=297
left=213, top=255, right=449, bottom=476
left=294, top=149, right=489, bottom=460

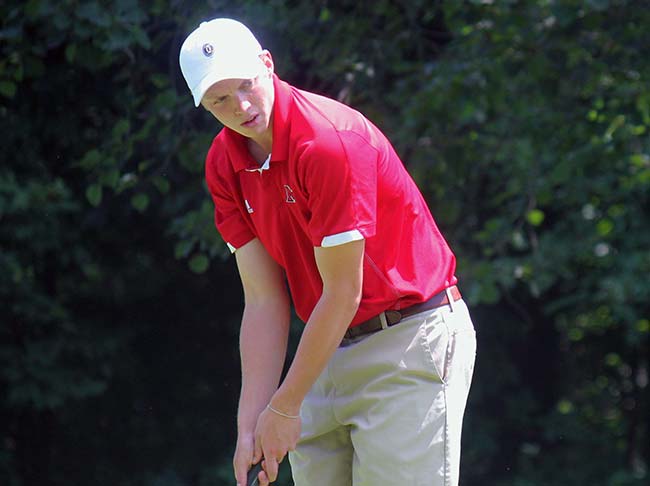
left=247, top=462, right=263, bottom=486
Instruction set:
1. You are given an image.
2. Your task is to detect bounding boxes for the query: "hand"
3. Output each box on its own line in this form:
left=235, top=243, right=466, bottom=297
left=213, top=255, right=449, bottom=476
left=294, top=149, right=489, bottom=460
left=233, top=432, right=263, bottom=486
left=254, top=405, right=301, bottom=483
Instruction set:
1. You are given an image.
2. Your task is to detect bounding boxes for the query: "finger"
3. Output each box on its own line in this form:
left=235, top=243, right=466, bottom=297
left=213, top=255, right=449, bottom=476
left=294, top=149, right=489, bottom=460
left=233, top=452, right=253, bottom=486
left=253, top=445, right=263, bottom=464
left=288, top=436, right=298, bottom=452
left=264, top=456, right=279, bottom=483
left=233, top=459, right=248, bottom=486
left=233, top=434, right=255, bottom=486
left=258, top=466, right=270, bottom=486
left=253, top=436, right=263, bottom=464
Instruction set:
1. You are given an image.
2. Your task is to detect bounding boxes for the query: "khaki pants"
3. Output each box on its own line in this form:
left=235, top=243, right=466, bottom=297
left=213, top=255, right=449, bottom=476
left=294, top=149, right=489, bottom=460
left=289, top=299, right=476, bottom=486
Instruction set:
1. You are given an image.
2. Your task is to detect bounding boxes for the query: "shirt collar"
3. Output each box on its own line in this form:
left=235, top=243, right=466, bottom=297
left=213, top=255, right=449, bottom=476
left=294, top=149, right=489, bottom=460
left=270, top=74, right=291, bottom=163
left=244, top=154, right=271, bottom=174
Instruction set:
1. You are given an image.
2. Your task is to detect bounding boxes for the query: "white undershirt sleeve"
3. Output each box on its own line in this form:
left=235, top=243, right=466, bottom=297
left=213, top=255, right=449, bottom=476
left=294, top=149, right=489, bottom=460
left=320, top=229, right=364, bottom=247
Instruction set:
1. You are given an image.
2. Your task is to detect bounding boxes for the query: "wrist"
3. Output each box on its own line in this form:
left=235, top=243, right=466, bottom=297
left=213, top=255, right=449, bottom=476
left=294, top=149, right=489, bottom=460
left=266, top=403, right=300, bottom=419
left=237, top=416, right=257, bottom=439
left=270, top=387, right=304, bottom=416
left=237, top=428, right=255, bottom=441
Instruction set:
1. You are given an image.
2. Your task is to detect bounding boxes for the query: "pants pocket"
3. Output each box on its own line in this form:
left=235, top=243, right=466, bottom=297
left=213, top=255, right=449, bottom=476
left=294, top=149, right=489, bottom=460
left=418, top=312, right=450, bottom=383
left=419, top=306, right=477, bottom=386
left=446, top=328, right=477, bottom=389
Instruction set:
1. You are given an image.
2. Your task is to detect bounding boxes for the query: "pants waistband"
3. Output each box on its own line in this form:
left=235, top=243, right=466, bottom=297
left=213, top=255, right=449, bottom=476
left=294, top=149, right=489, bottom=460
left=342, top=286, right=462, bottom=342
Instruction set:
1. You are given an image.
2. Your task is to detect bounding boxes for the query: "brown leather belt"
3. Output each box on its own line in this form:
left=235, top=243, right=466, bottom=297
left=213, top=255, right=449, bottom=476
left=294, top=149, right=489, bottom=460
left=343, top=286, right=462, bottom=341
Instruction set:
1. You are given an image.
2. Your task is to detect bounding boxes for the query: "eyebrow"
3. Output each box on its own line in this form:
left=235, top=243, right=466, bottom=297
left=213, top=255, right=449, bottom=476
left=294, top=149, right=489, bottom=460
left=204, top=90, right=228, bottom=103
left=207, top=77, right=255, bottom=102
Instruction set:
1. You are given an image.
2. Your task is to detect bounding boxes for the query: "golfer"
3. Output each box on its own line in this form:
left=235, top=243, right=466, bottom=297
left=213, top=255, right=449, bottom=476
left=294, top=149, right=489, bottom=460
left=180, top=18, right=476, bottom=486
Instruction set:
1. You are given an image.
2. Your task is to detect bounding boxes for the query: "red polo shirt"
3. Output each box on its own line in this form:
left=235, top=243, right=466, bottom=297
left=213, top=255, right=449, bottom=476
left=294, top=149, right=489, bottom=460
left=205, top=75, right=457, bottom=326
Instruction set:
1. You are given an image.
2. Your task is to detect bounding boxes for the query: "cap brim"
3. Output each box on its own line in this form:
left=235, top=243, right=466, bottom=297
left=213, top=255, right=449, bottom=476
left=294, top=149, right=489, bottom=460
left=191, top=58, right=263, bottom=107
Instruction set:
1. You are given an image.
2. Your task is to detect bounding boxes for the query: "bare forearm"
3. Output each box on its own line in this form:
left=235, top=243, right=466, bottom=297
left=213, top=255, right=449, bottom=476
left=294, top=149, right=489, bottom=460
left=238, top=302, right=290, bottom=435
left=271, top=290, right=359, bottom=414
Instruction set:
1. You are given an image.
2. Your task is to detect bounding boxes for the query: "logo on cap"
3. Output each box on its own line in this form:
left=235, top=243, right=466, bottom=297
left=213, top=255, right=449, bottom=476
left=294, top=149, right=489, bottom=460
left=202, top=43, right=214, bottom=57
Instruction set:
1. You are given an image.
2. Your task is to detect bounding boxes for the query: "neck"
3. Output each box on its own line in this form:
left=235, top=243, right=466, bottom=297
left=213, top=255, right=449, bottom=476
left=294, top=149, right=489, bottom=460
left=247, top=136, right=272, bottom=165
left=247, top=111, right=274, bottom=164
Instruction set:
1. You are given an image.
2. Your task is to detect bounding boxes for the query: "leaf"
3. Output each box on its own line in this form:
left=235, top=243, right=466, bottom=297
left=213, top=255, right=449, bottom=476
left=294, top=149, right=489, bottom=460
left=526, top=209, right=545, bottom=226
left=76, top=1, right=112, bottom=27
left=586, top=0, right=610, bottom=11
left=24, top=0, right=44, bottom=19
left=603, top=115, right=625, bottom=142
left=557, top=399, right=574, bottom=414
left=152, top=176, right=170, bottom=194
left=116, top=173, right=138, bottom=193
left=137, top=159, right=153, bottom=173
left=86, top=184, right=102, bottom=207
left=0, top=81, right=17, bottom=98
left=99, top=169, right=120, bottom=189
left=319, top=7, right=331, bottom=22
left=636, top=319, right=650, bottom=333
left=130, top=25, right=151, bottom=50
left=478, top=281, right=500, bottom=304
left=112, top=119, right=130, bottom=139
left=188, top=254, right=209, bottom=274
left=174, top=240, right=194, bottom=259
left=130, top=193, right=149, bottom=212
left=635, top=93, right=650, bottom=125
left=630, top=153, right=649, bottom=167
left=65, top=44, right=77, bottom=63
left=78, top=149, right=102, bottom=170
left=151, top=74, right=168, bottom=88
left=596, top=219, right=613, bottom=236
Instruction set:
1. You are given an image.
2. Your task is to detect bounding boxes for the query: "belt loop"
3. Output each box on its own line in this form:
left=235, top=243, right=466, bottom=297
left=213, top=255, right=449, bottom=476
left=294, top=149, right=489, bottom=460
left=379, top=312, right=388, bottom=329
left=445, top=286, right=456, bottom=313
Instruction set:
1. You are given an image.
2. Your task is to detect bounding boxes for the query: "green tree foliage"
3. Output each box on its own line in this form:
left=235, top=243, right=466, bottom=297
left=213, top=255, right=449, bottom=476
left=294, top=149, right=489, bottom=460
left=400, top=3, right=650, bottom=484
left=1, top=1, right=647, bottom=485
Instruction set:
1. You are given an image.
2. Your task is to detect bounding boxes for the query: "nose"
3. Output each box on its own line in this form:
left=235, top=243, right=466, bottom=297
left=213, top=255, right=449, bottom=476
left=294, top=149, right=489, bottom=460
left=234, top=92, right=251, bottom=115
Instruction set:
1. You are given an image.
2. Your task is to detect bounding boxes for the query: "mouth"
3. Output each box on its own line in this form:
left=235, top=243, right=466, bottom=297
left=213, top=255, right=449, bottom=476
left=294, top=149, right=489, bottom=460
left=241, top=114, right=259, bottom=128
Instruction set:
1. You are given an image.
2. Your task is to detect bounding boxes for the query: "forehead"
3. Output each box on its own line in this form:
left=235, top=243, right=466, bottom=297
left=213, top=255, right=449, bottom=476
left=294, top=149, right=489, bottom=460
left=203, top=78, right=247, bottom=99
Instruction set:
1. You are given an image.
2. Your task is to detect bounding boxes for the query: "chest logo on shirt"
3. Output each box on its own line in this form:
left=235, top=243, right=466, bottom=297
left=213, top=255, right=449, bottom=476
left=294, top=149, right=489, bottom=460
left=284, top=185, right=296, bottom=204
left=245, top=199, right=254, bottom=213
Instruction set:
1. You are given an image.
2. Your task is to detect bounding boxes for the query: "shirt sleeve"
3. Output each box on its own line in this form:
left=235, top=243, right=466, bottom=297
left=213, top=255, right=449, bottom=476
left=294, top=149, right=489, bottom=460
left=301, top=130, right=378, bottom=247
left=205, top=147, right=255, bottom=252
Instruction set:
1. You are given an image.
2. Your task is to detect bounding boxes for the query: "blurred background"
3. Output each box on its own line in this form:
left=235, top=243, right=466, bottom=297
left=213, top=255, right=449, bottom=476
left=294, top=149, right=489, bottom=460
left=1, top=0, right=648, bottom=485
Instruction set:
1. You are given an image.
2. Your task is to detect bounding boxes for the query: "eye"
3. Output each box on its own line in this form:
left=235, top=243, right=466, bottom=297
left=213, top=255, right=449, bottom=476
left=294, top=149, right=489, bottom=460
left=240, top=79, right=253, bottom=90
left=213, top=96, right=227, bottom=105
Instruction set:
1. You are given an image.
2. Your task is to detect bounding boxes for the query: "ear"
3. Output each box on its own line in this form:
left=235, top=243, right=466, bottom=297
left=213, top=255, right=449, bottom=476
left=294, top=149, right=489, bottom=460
left=259, top=50, right=274, bottom=78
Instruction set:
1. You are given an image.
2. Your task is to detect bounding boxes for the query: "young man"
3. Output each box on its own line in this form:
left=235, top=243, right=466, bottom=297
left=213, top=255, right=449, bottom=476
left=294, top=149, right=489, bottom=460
left=179, top=18, right=476, bottom=486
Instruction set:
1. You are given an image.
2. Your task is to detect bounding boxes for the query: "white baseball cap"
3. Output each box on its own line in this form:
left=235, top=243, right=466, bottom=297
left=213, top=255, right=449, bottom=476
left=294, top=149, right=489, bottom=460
left=179, top=18, right=264, bottom=107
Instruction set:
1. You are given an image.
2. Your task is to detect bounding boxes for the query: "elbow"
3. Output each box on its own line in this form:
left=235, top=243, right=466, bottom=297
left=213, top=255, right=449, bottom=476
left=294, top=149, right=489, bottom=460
left=243, top=290, right=291, bottom=324
left=323, top=282, right=362, bottom=318
left=344, top=293, right=362, bottom=318
left=347, top=290, right=362, bottom=322
left=350, top=286, right=362, bottom=313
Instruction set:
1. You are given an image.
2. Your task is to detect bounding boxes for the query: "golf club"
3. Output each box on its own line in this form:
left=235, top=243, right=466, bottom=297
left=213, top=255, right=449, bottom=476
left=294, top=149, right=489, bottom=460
left=247, top=461, right=263, bottom=486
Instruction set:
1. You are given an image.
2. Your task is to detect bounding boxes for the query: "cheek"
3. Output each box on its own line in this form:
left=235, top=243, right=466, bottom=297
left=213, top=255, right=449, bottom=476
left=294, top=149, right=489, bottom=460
left=252, top=89, right=269, bottom=109
left=211, top=106, right=232, bottom=122
left=259, top=95, right=272, bottom=115
left=207, top=110, right=232, bottom=128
